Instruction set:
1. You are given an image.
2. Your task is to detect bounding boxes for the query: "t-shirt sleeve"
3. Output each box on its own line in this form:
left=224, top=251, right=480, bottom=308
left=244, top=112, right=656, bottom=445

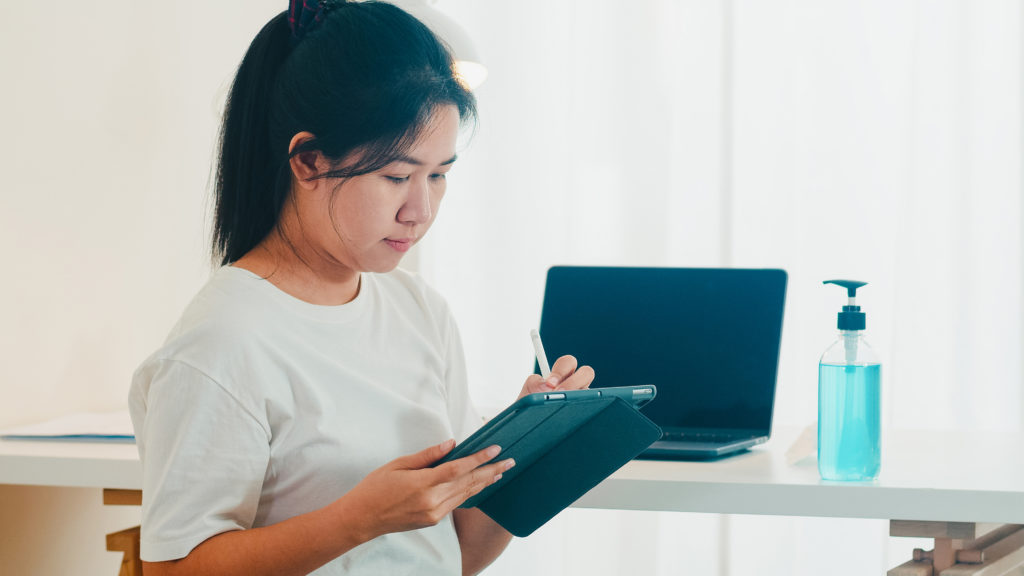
left=442, top=311, right=484, bottom=442
left=130, top=358, right=271, bottom=562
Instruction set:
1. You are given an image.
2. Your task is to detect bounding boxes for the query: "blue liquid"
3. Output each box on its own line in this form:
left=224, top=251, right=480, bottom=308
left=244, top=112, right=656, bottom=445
left=818, top=363, right=881, bottom=481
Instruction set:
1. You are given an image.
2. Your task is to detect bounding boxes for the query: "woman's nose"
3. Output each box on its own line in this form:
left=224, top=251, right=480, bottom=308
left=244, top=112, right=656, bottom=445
left=398, top=179, right=432, bottom=224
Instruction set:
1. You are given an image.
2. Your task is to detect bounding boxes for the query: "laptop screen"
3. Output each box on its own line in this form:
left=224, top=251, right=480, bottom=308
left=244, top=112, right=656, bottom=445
left=538, top=266, right=787, bottom=432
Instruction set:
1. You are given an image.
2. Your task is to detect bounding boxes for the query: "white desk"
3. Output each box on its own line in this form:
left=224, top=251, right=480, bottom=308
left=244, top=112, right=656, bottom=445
left=2, top=426, right=1022, bottom=524
left=0, top=438, right=141, bottom=490
left=576, top=427, right=1024, bottom=525
left=3, top=427, right=1023, bottom=575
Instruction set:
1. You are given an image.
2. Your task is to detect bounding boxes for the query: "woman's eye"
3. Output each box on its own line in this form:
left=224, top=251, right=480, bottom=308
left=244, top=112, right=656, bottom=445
left=430, top=173, right=448, bottom=181
left=385, top=175, right=410, bottom=183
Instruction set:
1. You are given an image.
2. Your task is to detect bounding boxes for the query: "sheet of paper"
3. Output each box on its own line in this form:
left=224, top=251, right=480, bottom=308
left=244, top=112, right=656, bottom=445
left=785, top=422, right=817, bottom=466
left=0, top=410, right=135, bottom=442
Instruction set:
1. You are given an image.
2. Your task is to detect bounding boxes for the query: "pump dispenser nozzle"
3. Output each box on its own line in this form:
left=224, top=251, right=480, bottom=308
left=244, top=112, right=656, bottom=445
left=824, top=279, right=867, bottom=299
left=824, top=279, right=868, bottom=363
left=823, top=279, right=867, bottom=331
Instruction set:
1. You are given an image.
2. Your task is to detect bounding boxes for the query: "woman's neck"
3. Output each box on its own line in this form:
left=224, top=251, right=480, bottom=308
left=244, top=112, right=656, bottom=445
left=233, top=229, right=361, bottom=306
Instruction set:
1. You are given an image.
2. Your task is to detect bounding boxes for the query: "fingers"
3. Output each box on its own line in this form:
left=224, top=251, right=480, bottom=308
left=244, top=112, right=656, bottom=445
left=555, top=363, right=594, bottom=390
left=546, top=355, right=594, bottom=391
left=393, top=438, right=455, bottom=470
left=430, top=445, right=516, bottom=512
left=546, top=355, right=578, bottom=388
left=373, top=442, right=511, bottom=531
left=519, top=356, right=596, bottom=398
left=433, top=444, right=503, bottom=482
left=439, top=456, right=516, bottom=511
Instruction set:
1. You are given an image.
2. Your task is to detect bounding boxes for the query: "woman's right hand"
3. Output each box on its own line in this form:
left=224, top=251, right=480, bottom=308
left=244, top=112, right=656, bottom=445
left=338, top=440, right=515, bottom=542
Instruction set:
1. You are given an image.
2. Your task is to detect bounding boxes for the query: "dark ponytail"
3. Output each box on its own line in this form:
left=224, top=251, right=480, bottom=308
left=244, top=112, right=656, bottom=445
left=214, top=12, right=292, bottom=266
left=213, top=2, right=478, bottom=265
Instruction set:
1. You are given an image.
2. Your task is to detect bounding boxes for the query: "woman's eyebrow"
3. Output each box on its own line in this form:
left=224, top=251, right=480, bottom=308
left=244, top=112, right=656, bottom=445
left=394, top=154, right=458, bottom=167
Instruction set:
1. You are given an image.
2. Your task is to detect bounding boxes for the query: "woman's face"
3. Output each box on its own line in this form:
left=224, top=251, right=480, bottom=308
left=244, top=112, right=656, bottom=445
left=297, top=104, right=460, bottom=275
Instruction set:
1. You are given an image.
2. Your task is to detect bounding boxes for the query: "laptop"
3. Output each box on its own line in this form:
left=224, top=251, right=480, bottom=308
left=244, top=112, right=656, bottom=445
left=537, top=266, right=787, bottom=459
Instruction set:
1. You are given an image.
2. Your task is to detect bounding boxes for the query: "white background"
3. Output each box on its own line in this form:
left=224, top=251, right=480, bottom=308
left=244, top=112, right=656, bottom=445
left=0, top=1, right=1020, bottom=574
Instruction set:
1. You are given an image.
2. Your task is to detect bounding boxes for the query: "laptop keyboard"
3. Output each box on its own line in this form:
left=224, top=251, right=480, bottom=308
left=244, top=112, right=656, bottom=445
left=661, top=431, right=744, bottom=444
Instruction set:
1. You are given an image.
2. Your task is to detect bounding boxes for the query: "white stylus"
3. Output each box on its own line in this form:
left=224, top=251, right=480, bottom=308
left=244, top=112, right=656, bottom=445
left=530, top=328, right=552, bottom=379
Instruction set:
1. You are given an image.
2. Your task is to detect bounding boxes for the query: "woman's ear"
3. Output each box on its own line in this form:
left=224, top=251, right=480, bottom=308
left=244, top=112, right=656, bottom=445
left=287, top=131, right=326, bottom=191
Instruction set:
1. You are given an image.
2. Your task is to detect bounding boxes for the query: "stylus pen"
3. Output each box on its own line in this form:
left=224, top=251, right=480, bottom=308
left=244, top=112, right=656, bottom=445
left=530, top=328, right=552, bottom=379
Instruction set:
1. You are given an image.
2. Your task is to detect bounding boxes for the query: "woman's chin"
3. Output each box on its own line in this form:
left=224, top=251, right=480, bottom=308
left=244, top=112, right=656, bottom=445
left=365, top=256, right=406, bottom=274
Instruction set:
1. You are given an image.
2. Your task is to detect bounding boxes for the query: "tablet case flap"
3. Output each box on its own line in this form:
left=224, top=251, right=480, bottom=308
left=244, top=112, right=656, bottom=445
left=474, top=397, right=661, bottom=537
left=458, top=397, right=607, bottom=510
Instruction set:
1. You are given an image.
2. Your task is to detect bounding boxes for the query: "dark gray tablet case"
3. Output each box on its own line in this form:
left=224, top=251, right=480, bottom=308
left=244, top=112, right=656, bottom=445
left=437, top=386, right=662, bottom=537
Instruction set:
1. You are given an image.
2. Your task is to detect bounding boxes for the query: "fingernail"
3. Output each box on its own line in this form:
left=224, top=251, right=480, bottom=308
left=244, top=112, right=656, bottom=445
left=545, top=376, right=559, bottom=388
left=487, top=445, right=501, bottom=458
left=441, top=439, right=455, bottom=450
left=504, top=459, right=515, bottom=471
left=494, top=473, right=503, bottom=482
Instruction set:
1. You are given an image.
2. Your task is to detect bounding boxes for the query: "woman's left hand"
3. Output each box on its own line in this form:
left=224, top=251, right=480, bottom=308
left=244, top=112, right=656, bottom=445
left=518, top=355, right=594, bottom=399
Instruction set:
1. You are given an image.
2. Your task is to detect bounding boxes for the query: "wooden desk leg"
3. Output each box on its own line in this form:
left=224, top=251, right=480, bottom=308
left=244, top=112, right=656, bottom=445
left=889, top=521, right=1024, bottom=576
left=103, top=489, right=142, bottom=576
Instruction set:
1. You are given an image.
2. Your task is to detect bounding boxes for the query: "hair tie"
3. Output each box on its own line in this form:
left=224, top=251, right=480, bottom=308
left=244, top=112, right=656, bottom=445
left=288, top=0, right=330, bottom=45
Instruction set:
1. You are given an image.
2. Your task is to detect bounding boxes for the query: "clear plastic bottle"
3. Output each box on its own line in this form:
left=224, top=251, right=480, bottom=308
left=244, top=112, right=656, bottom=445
left=818, top=280, right=881, bottom=481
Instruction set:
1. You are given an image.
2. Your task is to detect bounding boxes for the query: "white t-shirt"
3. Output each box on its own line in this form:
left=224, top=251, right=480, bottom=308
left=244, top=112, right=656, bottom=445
left=129, top=266, right=482, bottom=574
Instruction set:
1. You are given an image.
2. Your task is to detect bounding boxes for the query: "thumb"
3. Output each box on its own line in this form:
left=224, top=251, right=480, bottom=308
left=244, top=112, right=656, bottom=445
left=393, top=439, right=455, bottom=470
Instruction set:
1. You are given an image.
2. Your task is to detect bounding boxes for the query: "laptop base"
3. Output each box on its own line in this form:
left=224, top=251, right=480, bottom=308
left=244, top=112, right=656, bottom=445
left=638, top=436, right=767, bottom=460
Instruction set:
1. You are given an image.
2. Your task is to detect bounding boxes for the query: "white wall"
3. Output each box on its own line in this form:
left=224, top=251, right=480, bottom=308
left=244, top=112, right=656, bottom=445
left=0, top=1, right=284, bottom=429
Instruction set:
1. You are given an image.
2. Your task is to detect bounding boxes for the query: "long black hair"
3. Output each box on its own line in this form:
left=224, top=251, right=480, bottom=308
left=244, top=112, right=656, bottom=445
left=213, top=1, right=478, bottom=265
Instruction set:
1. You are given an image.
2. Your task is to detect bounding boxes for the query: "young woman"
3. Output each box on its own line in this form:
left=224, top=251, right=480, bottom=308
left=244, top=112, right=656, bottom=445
left=128, top=2, right=594, bottom=575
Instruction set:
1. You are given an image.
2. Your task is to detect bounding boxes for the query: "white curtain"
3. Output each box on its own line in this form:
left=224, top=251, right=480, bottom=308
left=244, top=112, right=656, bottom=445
left=419, top=1, right=1024, bottom=574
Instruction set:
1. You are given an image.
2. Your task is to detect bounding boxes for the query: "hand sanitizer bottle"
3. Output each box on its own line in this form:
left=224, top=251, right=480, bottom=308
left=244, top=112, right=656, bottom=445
left=818, top=280, right=881, bottom=481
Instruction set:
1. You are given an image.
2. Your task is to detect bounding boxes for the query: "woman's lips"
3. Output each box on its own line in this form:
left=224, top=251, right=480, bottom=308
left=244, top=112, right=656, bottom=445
left=386, top=238, right=414, bottom=252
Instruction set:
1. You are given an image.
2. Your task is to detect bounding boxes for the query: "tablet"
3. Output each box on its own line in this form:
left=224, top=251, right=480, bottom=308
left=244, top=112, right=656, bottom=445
left=437, top=385, right=662, bottom=536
